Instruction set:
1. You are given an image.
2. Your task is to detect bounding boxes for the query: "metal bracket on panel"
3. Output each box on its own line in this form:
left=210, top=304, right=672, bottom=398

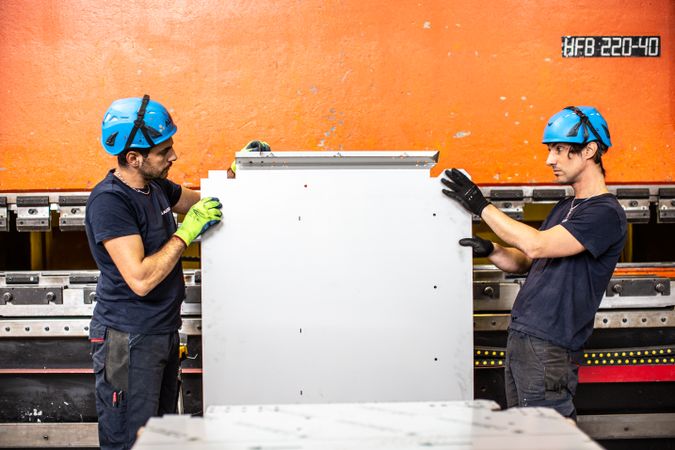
left=657, top=188, right=675, bottom=223
left=16, top=196, right=51, bottom=231
left=473, top=281, right=501, bottom=300
left=5, top=272, right=40, bottom=284
left=0, top=286, right=63, bottom=305
left=488, top=189, right=524, bottom=220
left=606, top=278, right=670, bottom=297
left=532, top=189, right=567, bottom=202
left=184, top=285, right=202, bottom=303
left=69, top=273, right=99, bottom=285
left=0, top=197, right=8, bottom=231
left=615, top=188, right=650, bottom=223
left=83, top=288, right=97, bottom=304
left=58, top=195, right=89, bottom=231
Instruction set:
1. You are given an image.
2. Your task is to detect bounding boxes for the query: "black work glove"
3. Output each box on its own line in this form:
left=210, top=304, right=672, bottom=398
left=459, top=235, right=495, bottom=257
left=243, top=140, right=271, bottom=152
left=441, top=168, right=490, bottom=217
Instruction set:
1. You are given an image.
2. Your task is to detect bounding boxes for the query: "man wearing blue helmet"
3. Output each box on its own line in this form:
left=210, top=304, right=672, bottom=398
left=85, top=95, right=224, bottom=449
left=441, top=106, right=627, bottom=420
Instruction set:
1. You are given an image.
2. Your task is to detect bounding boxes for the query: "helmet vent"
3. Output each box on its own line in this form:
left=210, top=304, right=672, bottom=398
left=105, top=131, right=118, bottom=147
left=567, top=122, right=581, bottom=137
left=145, top=126, right=162, bottom=138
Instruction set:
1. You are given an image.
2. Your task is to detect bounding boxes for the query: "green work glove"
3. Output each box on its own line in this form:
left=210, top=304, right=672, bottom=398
left=231, top=140, right=271, bottom=173
left=174, top=197, right=223, bottom=246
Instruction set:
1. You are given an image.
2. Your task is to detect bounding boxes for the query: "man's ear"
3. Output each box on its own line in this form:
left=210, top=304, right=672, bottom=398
left=126, top=151, right=142, bottom=168
left=584, top=142, right=599, bottom=160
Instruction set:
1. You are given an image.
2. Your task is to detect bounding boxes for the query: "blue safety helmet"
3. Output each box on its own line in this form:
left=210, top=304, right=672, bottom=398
left=101, top=95, right=177, bottom=155
left=542, top=106, right=611, bottom=149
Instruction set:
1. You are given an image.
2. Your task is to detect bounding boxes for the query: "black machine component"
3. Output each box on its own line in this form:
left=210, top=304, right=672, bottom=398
left=15, top=196, right=51, bottom=232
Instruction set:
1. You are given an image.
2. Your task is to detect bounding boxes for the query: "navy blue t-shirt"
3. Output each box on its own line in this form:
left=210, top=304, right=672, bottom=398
left=509, top=193, right=627, bottom=350
left=85, top=169, right=184, bottom=334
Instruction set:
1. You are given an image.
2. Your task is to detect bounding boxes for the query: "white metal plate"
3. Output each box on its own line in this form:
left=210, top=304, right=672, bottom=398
left=201, top=152, right=473, bottom=406
left=132, top=401, right=602, bottom=449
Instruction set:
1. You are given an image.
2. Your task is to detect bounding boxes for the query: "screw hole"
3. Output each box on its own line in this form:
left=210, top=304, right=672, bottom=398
left=64, top=326, right=70, bottom=331
left=602, top=318, right=608, bottom=324
left=44, top=326, right=50, bottom=331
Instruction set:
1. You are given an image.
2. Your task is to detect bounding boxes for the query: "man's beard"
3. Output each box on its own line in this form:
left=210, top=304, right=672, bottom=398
left=139, top=162, right=170, bottom=182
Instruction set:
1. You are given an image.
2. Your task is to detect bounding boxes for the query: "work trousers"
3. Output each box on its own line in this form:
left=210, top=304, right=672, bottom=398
left=504, top=329, right=583, bottom=420
left=90, top=321, right=180, bottom=450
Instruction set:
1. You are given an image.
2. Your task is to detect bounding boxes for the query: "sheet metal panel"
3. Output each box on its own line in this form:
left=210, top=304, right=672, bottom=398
left=132, top=400, right=601, bottom=449
left=201, top=152, right=473, bottom=406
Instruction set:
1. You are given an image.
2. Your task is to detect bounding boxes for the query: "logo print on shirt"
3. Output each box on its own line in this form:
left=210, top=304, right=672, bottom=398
left=161, top=207, right=171, bottom=216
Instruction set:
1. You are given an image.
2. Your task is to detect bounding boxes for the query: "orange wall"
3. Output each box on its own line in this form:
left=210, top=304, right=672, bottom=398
left=0, top=0, right=673, bottom=191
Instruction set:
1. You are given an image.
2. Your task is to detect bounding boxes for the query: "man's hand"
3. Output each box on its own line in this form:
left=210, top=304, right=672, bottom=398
left=441, top=168, right=490, bottom=216
left=230, top=140, right=271, bottom=175
left=174, top=197, right=223, bottom=246
left=459, top=235, right=495, bottom=257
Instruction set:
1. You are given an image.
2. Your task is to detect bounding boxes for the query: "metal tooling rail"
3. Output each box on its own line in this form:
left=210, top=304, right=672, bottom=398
left=1, top=266, right=673, bottom=336
left=0, top=184, right=674, bottom=230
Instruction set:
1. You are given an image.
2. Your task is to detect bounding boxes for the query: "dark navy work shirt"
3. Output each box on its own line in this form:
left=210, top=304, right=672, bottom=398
left=85, top=169, right=184, bottom=334
left=509, top=193, right=627, bottom=351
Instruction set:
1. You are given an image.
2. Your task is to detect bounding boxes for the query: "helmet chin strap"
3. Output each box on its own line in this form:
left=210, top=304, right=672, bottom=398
left=564, top=106, right=604, bottom=148
left=122, top=94, right=160, bottom=152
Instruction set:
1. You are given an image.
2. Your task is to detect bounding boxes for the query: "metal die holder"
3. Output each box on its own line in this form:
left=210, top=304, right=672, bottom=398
left=0, top=317, right=202, bottom=338
left=488, top=189, right=524, bottom=221
left=0, top=197, right=8, bottom=231
left=475, top=309, right=675, bottom=331
left=15, top=196, right=51, bottom=232
left=657, top=188, right=675, bottom=223
left=615, top=188, right=651, bottom=223
left=58, top=195, right=89, bottom=231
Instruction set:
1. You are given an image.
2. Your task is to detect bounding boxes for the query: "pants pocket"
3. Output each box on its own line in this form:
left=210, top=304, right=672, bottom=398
left=527, top=336, right=569, bottom=401
left=105, top=328, right=130, bottom=392
left=544, top=363, right=569, bottom=401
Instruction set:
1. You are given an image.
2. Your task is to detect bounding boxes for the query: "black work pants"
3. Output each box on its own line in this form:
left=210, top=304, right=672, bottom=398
left=505, top=329, right=582, bottom=420
left=90, top=321, right=180, bottom=450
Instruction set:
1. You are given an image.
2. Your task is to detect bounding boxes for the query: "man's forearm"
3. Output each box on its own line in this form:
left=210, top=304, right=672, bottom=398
left=489, top=243, right=532, bottom=274
left=481, top=204, right=542, bottom=258
left=136, top=236, right=186, bottom=296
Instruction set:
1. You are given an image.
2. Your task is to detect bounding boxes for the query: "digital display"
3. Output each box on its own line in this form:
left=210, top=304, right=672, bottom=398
left=562, top=36, right=660, bottom=58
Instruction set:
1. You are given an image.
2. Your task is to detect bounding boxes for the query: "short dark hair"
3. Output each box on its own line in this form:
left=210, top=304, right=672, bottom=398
left=117, top=147, right=151, bottom=167
left=568, top=141, right=607, bottom=177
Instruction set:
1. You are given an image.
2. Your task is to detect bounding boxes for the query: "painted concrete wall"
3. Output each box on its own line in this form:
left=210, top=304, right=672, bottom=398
left=0, top=0, right=673, bottom=191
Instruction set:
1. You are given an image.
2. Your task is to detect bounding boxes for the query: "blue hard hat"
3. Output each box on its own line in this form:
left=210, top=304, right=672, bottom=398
left=101, top=95, right=177, bottom=155
left=542, top=106, right=611, bottom=149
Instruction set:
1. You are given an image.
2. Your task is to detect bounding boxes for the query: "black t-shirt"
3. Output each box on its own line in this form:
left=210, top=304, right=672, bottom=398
left=85, top=169, right=184, bottom=334
left=509, top=193, right=627, bottom=351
